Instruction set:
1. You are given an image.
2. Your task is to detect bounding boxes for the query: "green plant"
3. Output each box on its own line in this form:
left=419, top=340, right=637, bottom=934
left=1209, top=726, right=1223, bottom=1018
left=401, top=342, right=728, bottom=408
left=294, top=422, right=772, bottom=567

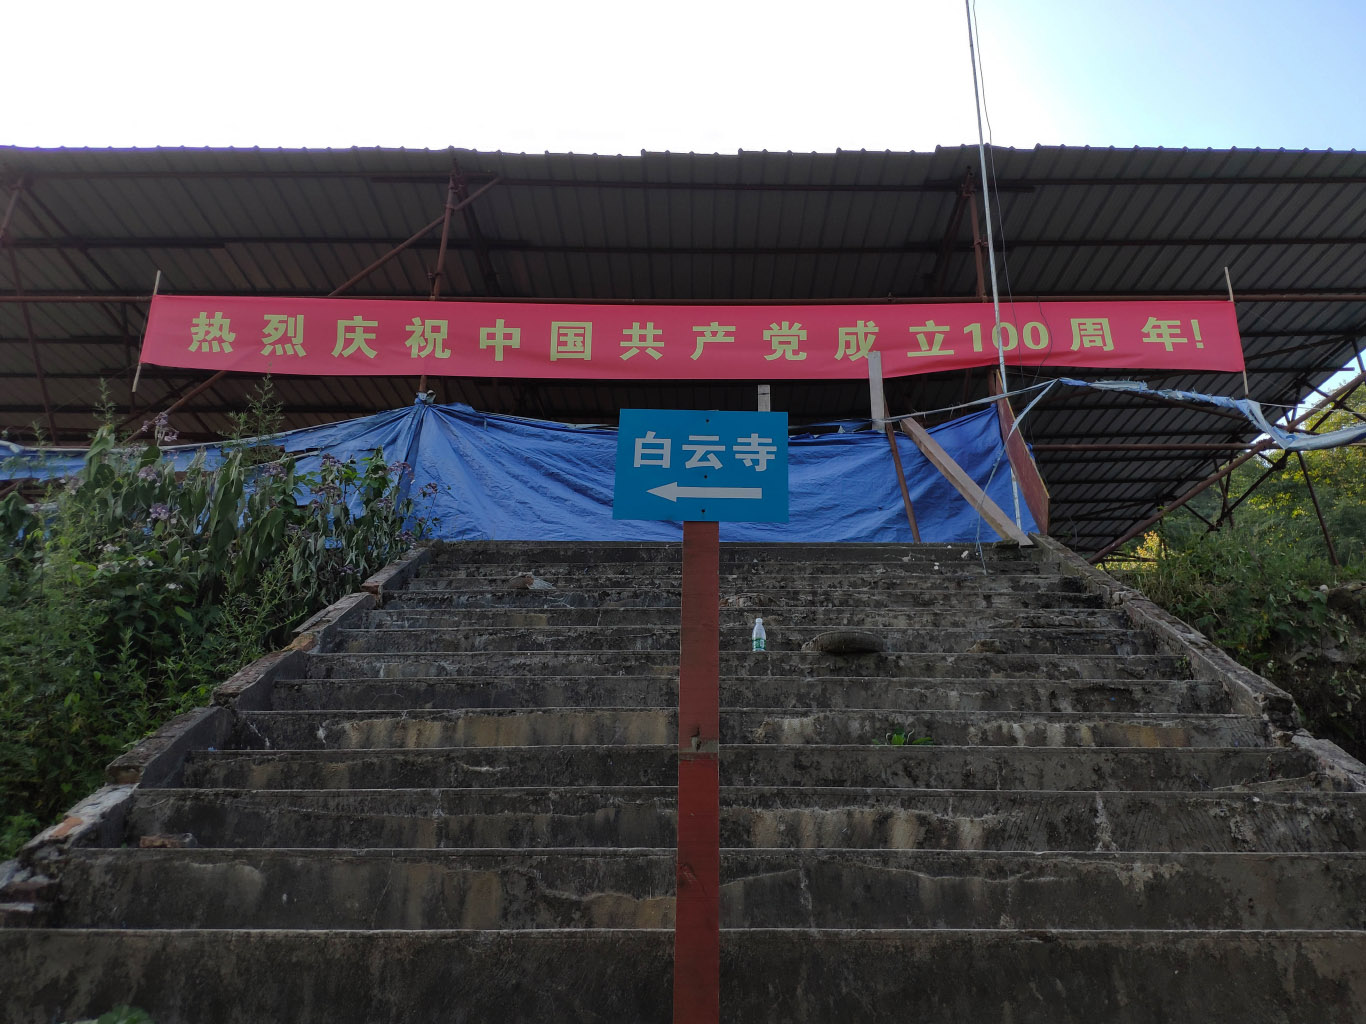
left=0, top=408, right=431, bottom=858
left=879, top=727, right=934, bottom=746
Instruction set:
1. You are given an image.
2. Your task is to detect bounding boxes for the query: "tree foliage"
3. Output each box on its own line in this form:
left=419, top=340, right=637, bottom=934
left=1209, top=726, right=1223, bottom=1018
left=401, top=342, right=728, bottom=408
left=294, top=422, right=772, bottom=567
left=1112, top=392, right=1366, bottom=759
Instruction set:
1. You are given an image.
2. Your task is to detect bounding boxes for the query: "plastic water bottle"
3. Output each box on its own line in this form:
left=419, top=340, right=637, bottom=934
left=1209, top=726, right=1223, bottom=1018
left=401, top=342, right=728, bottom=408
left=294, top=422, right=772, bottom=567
left=751, top=617, right=767, bottom=652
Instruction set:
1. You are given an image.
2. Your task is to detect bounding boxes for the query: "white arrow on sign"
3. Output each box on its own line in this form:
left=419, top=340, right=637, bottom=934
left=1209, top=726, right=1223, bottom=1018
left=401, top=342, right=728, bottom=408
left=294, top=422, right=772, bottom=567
left=647, top=481, right=763, bottom=502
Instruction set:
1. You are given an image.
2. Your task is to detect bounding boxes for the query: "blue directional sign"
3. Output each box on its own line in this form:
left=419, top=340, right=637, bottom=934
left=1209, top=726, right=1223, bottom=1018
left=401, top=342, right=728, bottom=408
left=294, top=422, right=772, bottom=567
left=613, top=409, right=789, bottom=523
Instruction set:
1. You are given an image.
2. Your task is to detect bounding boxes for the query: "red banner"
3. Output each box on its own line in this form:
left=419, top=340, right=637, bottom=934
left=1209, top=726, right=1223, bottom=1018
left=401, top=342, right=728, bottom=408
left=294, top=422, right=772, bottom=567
left=140, top=295, right=1244, bottom=380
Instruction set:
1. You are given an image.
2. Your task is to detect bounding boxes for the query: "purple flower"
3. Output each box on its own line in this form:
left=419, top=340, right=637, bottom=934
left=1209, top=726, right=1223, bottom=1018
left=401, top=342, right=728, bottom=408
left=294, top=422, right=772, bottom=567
left=321, top=453, right=341, bottom=468
left=260, top=463, right=286, bottom=479
left=137, top=465, right=159, bottom=481
left=149, top=503, right=171, bottom=522
left=339, top=564, right=357, bottom=575
left=419, top=482, right=440, bottom=498
left=161, top=430, right=179, bottom=443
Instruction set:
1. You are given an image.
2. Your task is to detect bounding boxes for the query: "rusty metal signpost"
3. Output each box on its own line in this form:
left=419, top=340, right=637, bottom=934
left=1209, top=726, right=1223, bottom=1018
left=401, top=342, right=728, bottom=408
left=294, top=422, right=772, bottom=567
left=614, top=409, right=789, bottom=1024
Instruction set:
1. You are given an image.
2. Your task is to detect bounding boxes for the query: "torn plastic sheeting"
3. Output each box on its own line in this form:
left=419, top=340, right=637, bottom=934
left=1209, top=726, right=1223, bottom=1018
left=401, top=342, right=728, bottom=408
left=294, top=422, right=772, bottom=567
left=1059, top=377, right=1366, bottom=452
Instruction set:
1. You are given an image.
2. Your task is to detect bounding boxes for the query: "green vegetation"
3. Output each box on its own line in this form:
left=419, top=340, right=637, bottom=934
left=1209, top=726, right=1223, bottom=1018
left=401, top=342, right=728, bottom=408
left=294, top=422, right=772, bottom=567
left=0, top=396, right=431, bottom=857
left=1107, top=396, right=1366, bottom=760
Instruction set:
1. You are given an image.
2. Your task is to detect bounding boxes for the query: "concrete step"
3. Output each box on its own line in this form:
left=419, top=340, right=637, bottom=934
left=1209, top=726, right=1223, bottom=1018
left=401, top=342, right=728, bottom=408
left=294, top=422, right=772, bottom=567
left=416, top=560, right=1048, bottom=580
left=53, top=848, right=1366, bottom=931
left=400, top=572, right=1074, bottom=594
left=268, top=674, right=1232, bottom=714
left=183, top=744, right=1320, bottom=793
left=380, top=584, right=1105, bottom=611
left=124, top=787, right=1366, bottom=852
left=230, top=708, right=1264, bottom=750
left=330, top=625, right=1157, bottom=657
left=427, top=540, right=1029, bottom=566
left=359, top=605, right=1135, bottom=631
left=9, top=927, right=1365, bottom=1024
left=302, top=650, right=1190, bottom=680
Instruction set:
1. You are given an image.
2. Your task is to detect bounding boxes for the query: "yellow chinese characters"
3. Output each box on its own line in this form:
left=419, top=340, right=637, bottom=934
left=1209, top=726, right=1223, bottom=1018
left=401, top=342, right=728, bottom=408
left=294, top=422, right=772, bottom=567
left=836, top=321, right=877, bottom=361
left=406, top=318, right=451, bottom=359
left=333, top=316, right=378, bottom=359
left=550, top=322, right=592, bottom=361
left=621, top=322, right=663, bottom=361
left=261, top=315, right=305, bottom=357
left=906, top=321, right=953, bottom=359
left=1141, top=317, right=1204, bottom=353
left=1070, top=318, right=1113, bottom=353
left=190, top=312, right=236, bottom=354
left=763, top=321, right=807, bottom=361
left=691, top=322, right=735, bottom=361
left=480, top=319, right=521, bottom=362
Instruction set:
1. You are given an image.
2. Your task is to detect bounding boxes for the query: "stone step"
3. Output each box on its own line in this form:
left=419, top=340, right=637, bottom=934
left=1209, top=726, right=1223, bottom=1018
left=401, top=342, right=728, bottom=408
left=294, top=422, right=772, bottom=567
left=125, top=787, right=1366, bottom=852
left=9, top=928, right=1365, bottom=1024
left=330, top=625, right=1156, bottom=657
left=380, top=585, right=1105, bottom=611
left=416, top=560, right=1048, bottom=580
left=268, top=674, right=1231, bottom=715
left=401, top=572, right=1074, bottom=594
left=54, top=848, right=1366, bottom=932
left=231, top=709, right=1263, bottom=750
left=359, top=605, right=1134, bottom=631
left=428, top=540, right=1027, bottom=565
left=183, top=744, right=1318, bottom=793
left=301, top=650, right=1190, bottom=681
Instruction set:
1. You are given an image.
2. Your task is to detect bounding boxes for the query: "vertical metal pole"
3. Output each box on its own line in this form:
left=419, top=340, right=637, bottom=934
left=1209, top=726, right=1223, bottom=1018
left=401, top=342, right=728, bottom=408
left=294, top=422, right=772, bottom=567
left=421, top=172, right=460, bottom=396
left=675, top=519, right=720, bottom=1024
left=756, top=384, right=770, bottom=412
left=1295, top=450, right=1340, bottom=567
left=7, top=245, right=59, bottom=442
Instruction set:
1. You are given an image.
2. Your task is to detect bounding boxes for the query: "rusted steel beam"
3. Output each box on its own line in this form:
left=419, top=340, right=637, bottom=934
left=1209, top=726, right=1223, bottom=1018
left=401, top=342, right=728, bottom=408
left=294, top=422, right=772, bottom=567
left=417, top=171, right=461, bottom=395
left=4, top=200, right=60, bottom=442
left=926, top=171, right=972, bottom=296
left=454, top=161, right=501, bottom=297
left=7, top=288, right=1366, bottom=306
left=1296, top=450, right=1340, bottom=567
left=119, top=371, right=230, bottom=437
left=16, top=234, right=1366, bottom=256
left=965, top=184, right=989, bottom=304
left=1209, top=376, right=1366, bottom=532
left=990, top=370, right=1049, bottom=533
left=326, top=177, right=501, bottom=298
left=1093, top=371, right=1366, bottom=560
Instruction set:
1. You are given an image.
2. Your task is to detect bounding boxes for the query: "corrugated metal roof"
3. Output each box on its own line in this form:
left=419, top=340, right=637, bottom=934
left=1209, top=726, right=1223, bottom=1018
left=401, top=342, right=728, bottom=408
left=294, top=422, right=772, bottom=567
left=1, top=144, right=1363, bottom=553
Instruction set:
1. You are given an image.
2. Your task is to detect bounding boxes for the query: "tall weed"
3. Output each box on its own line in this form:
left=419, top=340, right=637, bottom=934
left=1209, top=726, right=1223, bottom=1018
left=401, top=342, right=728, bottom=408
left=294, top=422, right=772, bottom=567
left=0, top=413, right=429, bottom=856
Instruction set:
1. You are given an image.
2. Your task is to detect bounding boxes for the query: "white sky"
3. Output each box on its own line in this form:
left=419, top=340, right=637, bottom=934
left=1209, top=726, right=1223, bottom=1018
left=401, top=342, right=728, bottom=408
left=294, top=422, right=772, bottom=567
left=5, top=0, right=1363, bottom=153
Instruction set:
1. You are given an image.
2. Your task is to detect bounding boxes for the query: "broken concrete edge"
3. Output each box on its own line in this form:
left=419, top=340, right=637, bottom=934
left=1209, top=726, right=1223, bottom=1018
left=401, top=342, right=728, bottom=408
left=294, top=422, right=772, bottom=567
left=361, top=543, right=434, bottom=603
left=212, top=648, right=307, bottom=712
left=104, top=706, right=234, bottom=788
left=291, top=590, right=376, bottom=653
left=1291, top=731, right=1366, bottom=792
left=1033, top=534, right=1366, bottom=791
left=1, top=785, right=139, bottom=924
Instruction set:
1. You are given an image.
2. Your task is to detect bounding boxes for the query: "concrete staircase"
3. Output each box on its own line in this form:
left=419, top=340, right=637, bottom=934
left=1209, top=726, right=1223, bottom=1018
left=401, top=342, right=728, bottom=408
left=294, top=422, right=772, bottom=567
left=4, top=540, right=1366, bottom=1022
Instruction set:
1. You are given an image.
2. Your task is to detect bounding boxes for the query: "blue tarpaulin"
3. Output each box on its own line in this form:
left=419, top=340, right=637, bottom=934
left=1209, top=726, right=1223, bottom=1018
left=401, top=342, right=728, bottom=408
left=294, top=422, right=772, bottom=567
left=1, top=401, right=1036, bottom=543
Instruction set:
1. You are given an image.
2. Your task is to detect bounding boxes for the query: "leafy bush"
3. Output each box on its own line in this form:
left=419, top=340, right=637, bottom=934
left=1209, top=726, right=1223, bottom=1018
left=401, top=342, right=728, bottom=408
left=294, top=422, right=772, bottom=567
left=0, top=415, right=430, bottom=857
left=1112, top=423, right=1366, bottom=761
